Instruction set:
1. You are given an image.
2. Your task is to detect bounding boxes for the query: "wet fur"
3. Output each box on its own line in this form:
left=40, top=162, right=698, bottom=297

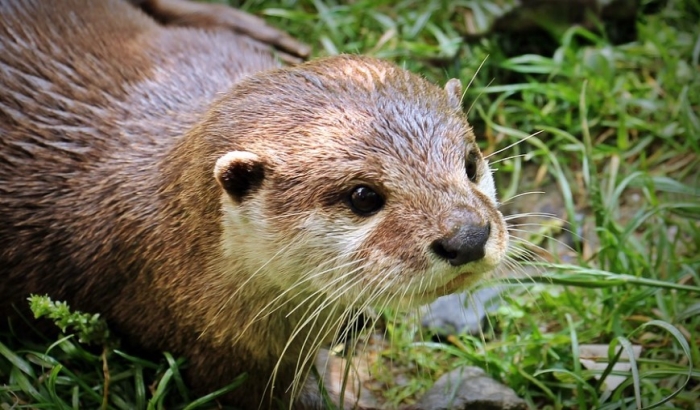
left=0, top=0, right=508, bottom=408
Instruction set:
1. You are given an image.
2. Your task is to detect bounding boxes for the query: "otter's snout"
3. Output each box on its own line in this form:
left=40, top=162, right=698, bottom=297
left=431, top=223, right=490, bottom=266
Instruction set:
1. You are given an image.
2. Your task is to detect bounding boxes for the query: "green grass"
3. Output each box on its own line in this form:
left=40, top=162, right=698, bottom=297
left=2, top=0, right=699, bottom=408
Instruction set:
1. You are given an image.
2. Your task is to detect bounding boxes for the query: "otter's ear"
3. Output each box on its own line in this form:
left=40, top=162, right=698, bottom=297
left=444, top=78, right=463, bottom=111
left=214, top=151, right=266, bottom=203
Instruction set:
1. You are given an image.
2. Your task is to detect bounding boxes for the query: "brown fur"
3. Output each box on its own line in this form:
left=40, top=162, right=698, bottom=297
left=130, top=0, right=310, bottom=59
left=0, top=1, right=508, bottom=408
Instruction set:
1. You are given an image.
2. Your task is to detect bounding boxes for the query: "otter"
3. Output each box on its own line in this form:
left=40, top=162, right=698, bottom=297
left=0, top=0, right=509, bottom=408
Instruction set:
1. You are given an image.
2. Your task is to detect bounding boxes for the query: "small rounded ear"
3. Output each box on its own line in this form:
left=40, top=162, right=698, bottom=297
left=214, top=151, right=266, bottom=203
left=444, top=78, right=463, bottom=111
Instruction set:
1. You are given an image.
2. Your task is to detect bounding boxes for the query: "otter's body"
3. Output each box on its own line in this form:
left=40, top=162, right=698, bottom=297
left=0, top=1, right=508, bottom=408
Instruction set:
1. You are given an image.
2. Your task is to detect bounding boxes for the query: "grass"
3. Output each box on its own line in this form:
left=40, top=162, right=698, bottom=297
left=2, top=0, right=699, bottom=409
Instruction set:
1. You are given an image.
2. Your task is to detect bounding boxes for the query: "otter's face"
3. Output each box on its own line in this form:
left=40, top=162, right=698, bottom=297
left=211, top=56, right=508, bottom=308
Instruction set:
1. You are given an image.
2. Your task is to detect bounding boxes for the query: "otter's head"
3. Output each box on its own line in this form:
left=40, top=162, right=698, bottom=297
left=205, top=55, right=508, bottom=308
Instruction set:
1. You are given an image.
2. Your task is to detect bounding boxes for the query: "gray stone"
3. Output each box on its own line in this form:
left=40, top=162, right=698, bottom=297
left=416, top=367, right=527, bottom=410
left=421, top=287, right=504, bottom=336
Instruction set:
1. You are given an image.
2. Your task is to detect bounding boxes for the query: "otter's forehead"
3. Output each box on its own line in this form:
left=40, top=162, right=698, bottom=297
left=263, top=56, right=475, bottom=181
left=304, top=105, right=472, bottom=196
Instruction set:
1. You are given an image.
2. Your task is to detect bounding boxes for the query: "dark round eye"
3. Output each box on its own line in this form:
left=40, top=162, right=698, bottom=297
left=348, top=186, right=383, bottom=216
left=465, top=154, right=479, bottom=182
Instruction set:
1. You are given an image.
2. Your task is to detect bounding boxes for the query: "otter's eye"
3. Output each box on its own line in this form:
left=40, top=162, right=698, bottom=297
left=465, top=153, right=479, bottom=183
left=348, top=186, right=383, bottom=216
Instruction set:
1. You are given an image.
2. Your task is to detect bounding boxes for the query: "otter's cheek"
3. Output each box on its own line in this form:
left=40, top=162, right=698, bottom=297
left=261, top=212, right=387, bottom=294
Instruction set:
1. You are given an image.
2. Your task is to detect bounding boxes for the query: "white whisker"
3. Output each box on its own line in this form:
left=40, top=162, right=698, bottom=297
left=485, top=130, right=543, bottom=160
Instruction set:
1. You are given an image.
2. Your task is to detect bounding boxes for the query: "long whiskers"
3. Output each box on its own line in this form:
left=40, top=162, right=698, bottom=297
left=461, top=56, right=489, bottom=111
left=268, top=261, right=373, bottom=399
left=200, top=239, right=297, bottom=339
left=284, top=263, right=412, bottom=405
left=290, top=271, right=399, bottom=401
left=489, top=153, right=528, bottom=166
left=485, top=130, right=543, bottom=160
left=500, top=191, right=545, bottom=204
left=504, top=212, right=560, bottom=221
left=232, top=255, right=366, bottom=345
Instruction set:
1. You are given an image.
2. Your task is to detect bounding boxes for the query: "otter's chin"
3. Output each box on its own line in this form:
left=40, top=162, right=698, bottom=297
left=428, top=272, right=483, bottom=299
left=385, top=272, right=486, bottom=309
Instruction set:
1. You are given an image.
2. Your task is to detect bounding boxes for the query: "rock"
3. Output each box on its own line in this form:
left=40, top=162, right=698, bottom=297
left=421, top=287, right=504, bottom=336
left=416, top=367, right=527, bottom=410
left=459, top=0, right=639, bottom=39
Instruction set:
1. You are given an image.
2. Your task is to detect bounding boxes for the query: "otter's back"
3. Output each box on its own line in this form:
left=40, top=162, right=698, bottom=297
left=0, top=0, right=276, bottom=153
left=0, top=0, right=276, bottom=311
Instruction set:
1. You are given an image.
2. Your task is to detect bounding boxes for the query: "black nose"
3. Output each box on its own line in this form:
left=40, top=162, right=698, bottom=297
left=431, top=223, right=490, bottom=266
